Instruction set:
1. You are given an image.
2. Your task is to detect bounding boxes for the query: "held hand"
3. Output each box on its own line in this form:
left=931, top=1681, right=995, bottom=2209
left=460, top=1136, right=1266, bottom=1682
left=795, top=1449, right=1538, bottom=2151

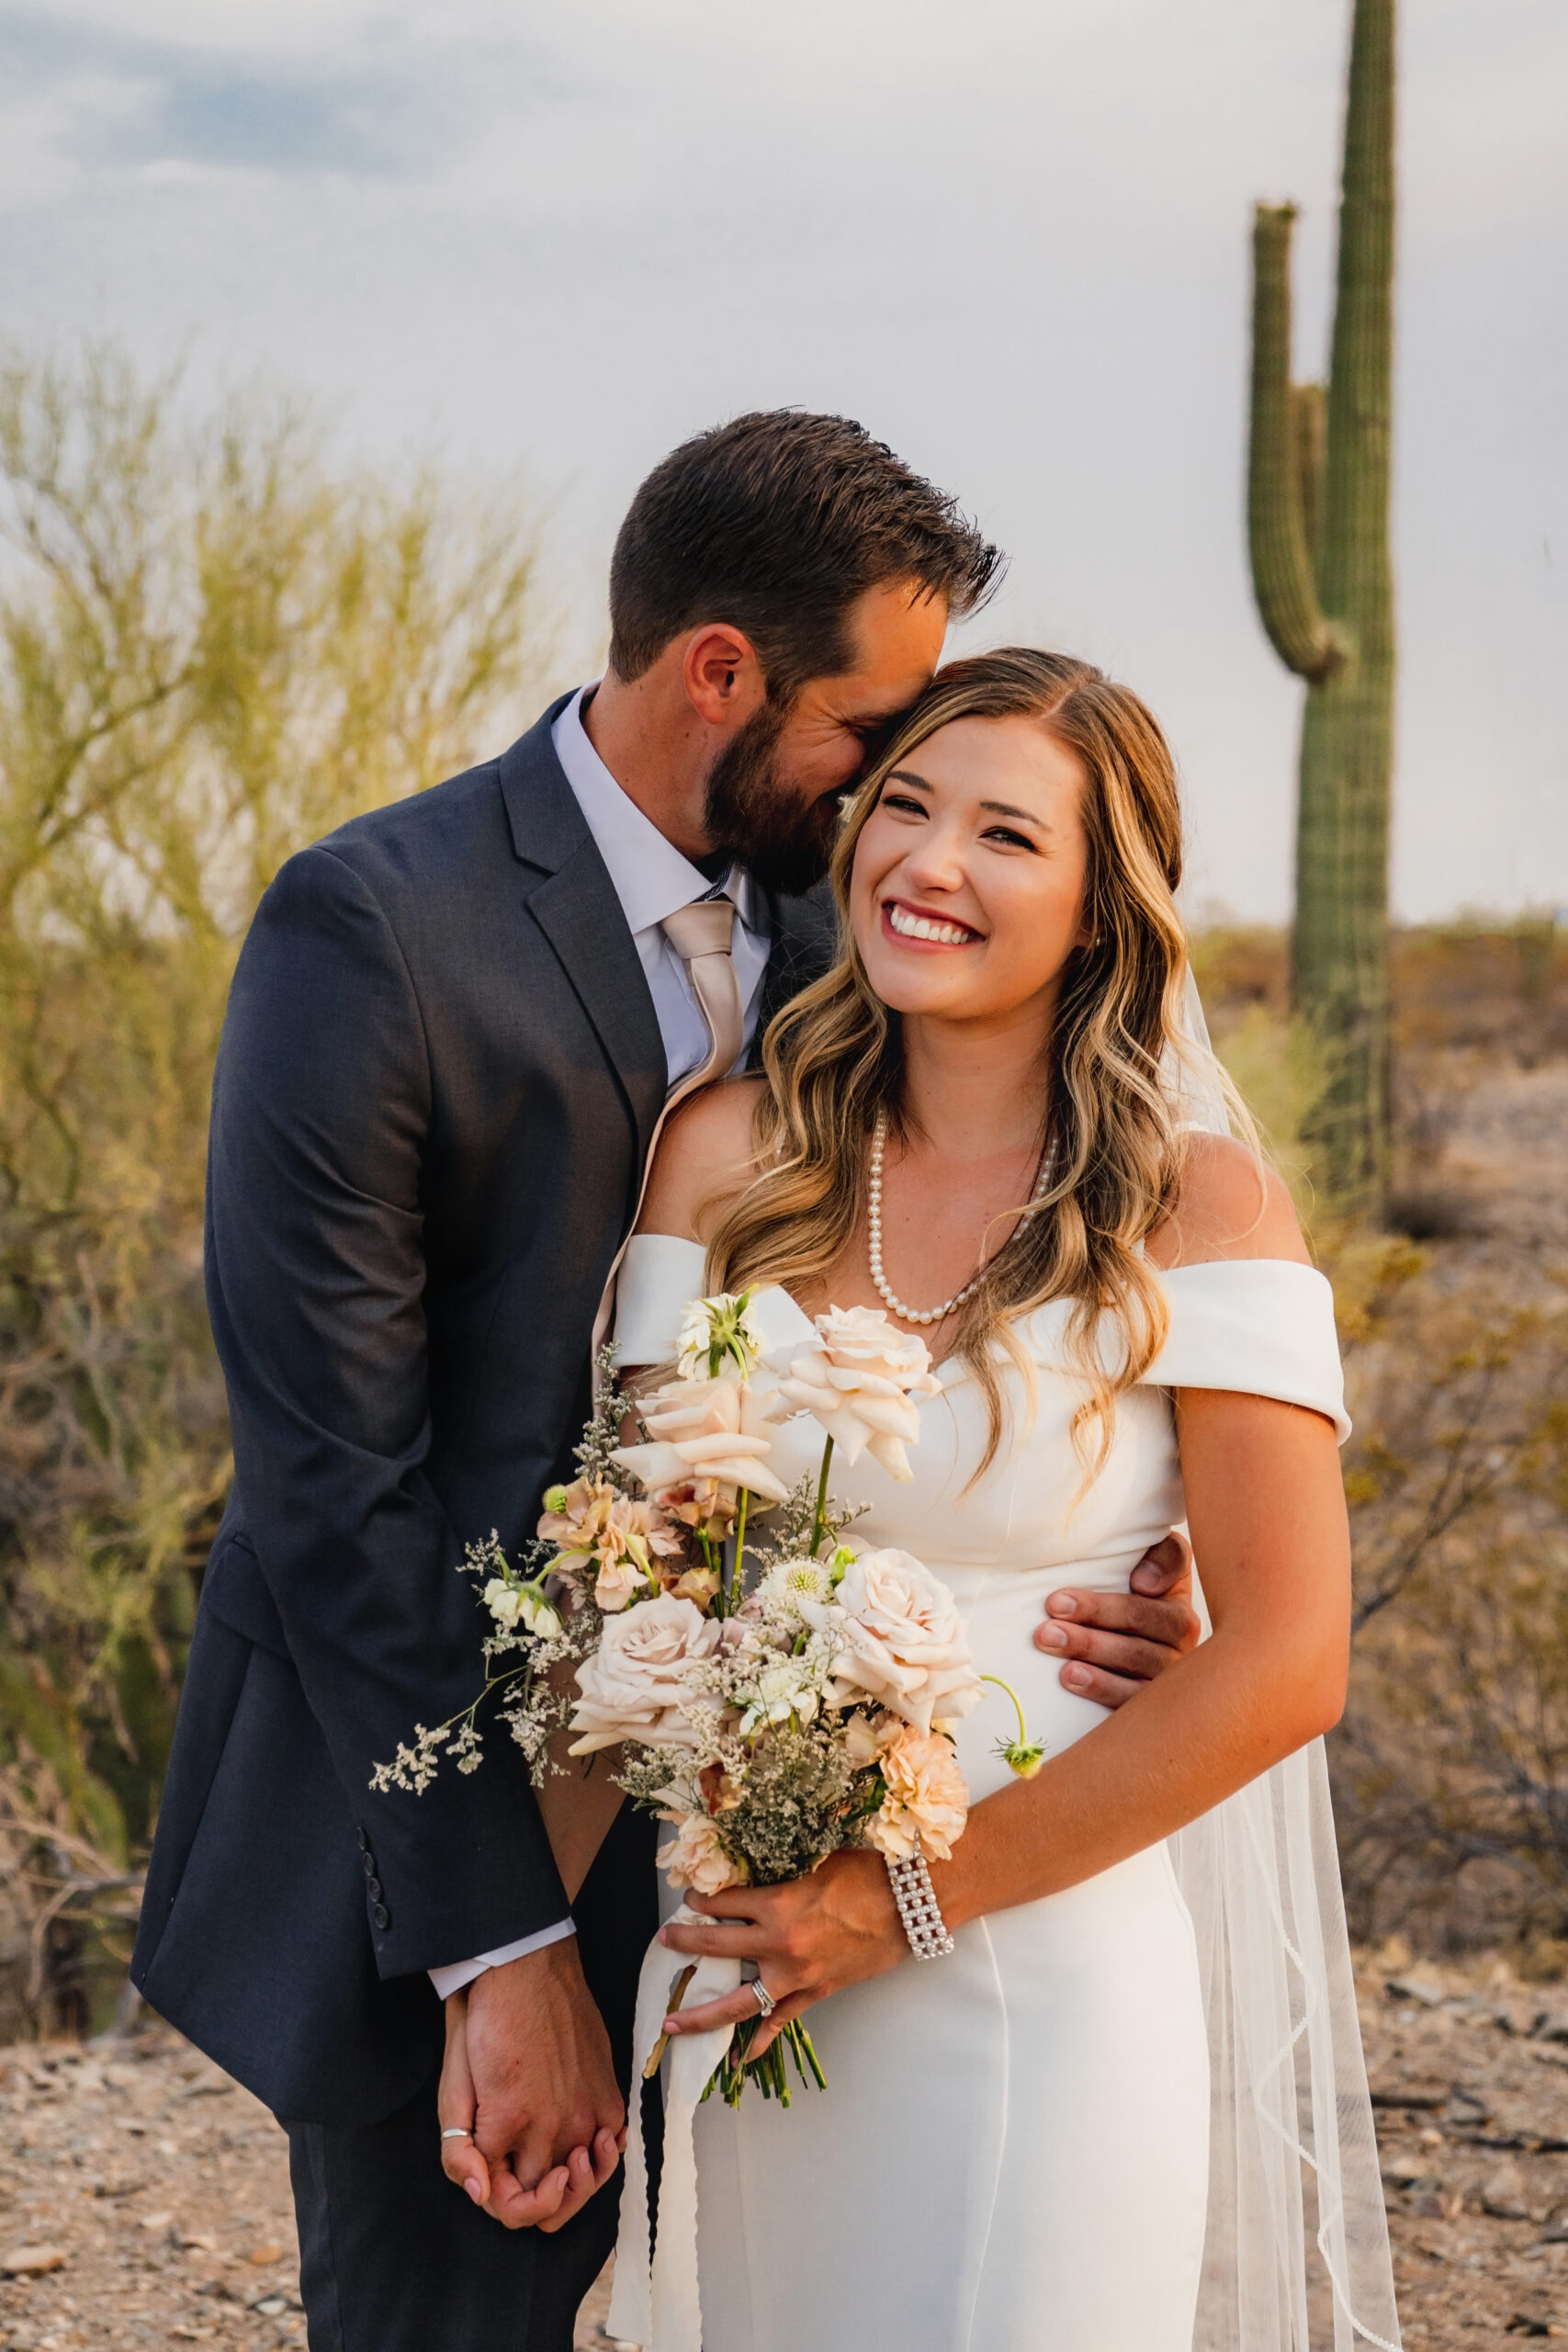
left=458, top=1938, right=626, bottom=2233
left=437, top=1990, right=491, bottom=2210
left=1035, top=1531, right=1201, bottom=1707
left=657, top=1848, right=906, bottom=2060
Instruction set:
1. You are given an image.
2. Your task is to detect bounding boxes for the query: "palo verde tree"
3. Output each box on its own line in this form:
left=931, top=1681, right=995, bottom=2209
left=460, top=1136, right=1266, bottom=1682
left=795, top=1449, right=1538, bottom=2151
left=0, top=345, right=556, bottom=1867
left=1247, top=0, right=1397, bottom=1213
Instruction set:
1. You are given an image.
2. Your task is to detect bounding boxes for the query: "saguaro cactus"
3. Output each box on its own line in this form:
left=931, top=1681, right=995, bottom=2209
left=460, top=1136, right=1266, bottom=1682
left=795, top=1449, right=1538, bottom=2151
left=1247, top=0, right=1397, bottom=1212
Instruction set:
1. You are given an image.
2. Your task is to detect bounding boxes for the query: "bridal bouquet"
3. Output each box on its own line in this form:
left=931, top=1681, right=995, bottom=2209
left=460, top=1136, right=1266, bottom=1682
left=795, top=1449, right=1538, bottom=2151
left=373, top=1289, right=1042, bottom=2104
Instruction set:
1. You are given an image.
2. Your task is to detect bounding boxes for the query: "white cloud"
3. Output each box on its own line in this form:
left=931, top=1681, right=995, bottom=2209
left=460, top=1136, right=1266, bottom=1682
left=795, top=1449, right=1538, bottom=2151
left=0, top=0, right=1562, bottom=919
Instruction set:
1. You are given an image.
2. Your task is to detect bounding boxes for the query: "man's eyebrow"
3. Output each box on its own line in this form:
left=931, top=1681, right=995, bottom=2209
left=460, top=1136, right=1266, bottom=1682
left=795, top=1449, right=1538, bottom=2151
left=846, top=706, right=916, bottom=735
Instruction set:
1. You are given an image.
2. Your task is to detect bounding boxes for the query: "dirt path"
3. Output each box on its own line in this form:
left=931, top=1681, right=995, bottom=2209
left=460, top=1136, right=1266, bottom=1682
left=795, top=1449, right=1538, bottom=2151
left=0, top=2028, right=615, bottom=2350
left=1365, top=1950, right=1568, bottom=2346
left=4, top=1949, right=1568, bottom=2346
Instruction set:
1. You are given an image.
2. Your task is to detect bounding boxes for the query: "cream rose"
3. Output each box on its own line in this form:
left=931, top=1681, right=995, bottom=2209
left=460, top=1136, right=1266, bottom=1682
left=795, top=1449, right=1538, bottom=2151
left=613, top=1371, right=791, bottom=1507
left=811, top=1548, right=980, bottom=1733
left=567, top=1593, right=722, bottom=1755
left=658, top=1810, right=748, bottom=1895
left=864, top=1722, right=970, bottom=1862
left=772, top=1306, right=942, bottom=1481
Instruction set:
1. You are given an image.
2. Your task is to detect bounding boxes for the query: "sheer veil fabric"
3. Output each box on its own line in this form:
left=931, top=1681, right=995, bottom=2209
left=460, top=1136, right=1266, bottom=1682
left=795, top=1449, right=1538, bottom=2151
left=1169, top=972, right=1402, bottom=2350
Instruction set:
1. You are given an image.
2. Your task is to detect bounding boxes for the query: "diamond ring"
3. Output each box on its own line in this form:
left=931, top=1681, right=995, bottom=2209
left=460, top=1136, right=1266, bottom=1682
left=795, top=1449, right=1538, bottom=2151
left=750, top=1979, right=776, bottom=2019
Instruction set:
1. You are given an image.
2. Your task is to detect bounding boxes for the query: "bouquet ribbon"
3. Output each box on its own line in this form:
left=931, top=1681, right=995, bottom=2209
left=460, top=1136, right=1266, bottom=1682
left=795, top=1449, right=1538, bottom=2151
left=607, top=1906, right=741, bottom=2352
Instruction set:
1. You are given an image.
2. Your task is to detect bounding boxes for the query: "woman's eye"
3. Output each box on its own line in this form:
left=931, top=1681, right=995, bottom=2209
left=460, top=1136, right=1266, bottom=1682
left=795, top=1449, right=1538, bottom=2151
left=983, top=824, right=1036, bottom=852
left=881, top=793, right=927, bottom=819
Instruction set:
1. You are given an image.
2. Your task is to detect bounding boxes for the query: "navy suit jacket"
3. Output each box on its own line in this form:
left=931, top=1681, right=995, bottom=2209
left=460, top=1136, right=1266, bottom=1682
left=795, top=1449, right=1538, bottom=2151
left=131, top=698, right=837, bottom=2125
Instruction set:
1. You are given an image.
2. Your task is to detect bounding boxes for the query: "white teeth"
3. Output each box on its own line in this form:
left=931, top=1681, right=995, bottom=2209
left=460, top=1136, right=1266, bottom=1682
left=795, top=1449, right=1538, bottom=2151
left=887, top=903, right=976, bottom=946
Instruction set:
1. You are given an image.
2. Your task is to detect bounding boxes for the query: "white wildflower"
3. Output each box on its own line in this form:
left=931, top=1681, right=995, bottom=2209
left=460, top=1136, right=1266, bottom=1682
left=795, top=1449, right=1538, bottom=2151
left=676, top=1290, right=766, bottom=1383
left=483, top=1577, right=562, bottom=1641
left=758, top=1555, right=836, bottom=1623
left=739, top=1655, right=821, bottom=1737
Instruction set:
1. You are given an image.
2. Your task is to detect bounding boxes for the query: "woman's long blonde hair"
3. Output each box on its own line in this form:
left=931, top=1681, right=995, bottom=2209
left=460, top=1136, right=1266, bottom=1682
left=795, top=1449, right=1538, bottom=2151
left=706, top=647, right=1246, bottom=1476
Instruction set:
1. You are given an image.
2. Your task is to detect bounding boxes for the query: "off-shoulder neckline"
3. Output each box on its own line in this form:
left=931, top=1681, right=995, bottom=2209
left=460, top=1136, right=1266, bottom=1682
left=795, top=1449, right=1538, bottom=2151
left=626, top=1235, right=1333, bottom=1386
left=627, top=1232, right=1329, bottom=1287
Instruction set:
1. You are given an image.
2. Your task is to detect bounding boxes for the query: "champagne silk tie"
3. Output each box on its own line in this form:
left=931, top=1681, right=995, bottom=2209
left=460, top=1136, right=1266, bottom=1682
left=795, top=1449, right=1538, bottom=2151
left=591, top=895, right=743, bottom=1364
left=659, top=898, right=744, bottom=1092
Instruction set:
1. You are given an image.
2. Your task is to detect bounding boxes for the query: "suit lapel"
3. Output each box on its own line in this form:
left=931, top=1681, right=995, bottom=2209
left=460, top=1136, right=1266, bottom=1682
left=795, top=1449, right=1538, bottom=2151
left=499, top=707, right=840, bottom=1128
left=499, top=706, right=667, bottom=1166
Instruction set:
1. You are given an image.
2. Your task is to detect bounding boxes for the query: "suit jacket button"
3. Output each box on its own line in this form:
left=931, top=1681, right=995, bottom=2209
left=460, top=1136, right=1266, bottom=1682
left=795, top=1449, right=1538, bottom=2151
left=371, top=1903, right=390, bottom=1930
left=355, top=1826, right=369, bottom=1852
left=366, top=1877, right=383, bottom=1902
left=362, top=1851, right=377, bottom=1877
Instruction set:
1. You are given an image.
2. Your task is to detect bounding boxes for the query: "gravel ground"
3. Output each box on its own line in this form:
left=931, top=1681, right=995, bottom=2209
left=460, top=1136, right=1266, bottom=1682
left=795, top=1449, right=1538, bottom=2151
left=0, top=2027, right=616, bottom=2350
left=3, top=1951, right=1568, bottom=2347
left=1366, top=1951, right=1568, bottom=2346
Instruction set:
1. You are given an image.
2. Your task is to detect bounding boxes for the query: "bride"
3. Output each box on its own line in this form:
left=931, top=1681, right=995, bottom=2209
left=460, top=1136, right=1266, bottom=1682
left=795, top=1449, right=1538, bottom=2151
left=594, top=647, right=1399, bottom=2349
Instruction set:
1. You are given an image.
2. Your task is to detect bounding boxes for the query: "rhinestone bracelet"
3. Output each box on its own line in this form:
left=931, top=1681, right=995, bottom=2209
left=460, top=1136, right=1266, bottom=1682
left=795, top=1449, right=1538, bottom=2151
left=885, top=1843, right=955, bottom=1961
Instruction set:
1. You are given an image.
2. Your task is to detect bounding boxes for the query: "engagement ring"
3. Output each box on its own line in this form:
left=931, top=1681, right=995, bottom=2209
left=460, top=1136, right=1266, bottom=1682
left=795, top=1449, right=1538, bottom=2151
left=750, top=1979, right=776, bottom=2019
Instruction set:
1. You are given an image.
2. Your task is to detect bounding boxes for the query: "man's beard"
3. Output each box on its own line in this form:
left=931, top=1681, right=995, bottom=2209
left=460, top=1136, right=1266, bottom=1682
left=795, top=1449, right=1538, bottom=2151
left=702, top=702, right=843, bottom=898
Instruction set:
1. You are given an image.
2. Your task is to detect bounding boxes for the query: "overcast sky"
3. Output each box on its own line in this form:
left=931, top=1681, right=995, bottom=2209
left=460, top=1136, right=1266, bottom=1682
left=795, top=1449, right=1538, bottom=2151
left=1, top=0, right=1562, bottom=921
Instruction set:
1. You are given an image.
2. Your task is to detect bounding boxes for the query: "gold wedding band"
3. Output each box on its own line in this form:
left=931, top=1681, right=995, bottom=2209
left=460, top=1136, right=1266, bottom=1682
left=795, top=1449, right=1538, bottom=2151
left=441, top=2127, right=473, bottom=2141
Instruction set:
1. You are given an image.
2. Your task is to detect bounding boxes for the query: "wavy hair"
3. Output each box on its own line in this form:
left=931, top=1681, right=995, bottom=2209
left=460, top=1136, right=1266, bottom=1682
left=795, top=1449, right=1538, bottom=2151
left=705, top=647, right=1251, bottom=1476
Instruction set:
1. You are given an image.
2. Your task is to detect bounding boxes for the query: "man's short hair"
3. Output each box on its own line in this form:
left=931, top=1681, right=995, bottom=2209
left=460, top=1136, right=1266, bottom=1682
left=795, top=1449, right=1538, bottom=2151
left=607, top=411, right=1002, bottom=695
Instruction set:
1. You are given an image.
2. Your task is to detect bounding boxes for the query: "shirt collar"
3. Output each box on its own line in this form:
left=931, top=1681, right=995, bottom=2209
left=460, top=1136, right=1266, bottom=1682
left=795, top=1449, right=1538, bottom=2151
left=553, top=684, right=756, bottom=935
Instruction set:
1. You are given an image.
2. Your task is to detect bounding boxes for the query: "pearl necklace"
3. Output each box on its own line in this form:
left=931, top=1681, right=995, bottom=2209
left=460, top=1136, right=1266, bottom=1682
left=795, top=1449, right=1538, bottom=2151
left=867, top=1111, right=1056, bottom=1328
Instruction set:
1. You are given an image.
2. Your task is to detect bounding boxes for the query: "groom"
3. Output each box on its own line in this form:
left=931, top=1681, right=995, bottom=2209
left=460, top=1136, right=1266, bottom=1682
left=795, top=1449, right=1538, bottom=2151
left=132, top=410, right=1199, bottom=2352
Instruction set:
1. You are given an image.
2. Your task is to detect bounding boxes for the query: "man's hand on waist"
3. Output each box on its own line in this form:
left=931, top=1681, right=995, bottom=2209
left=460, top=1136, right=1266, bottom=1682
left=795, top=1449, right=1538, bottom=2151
left=1034, top=1531, right=1201, bottom=1707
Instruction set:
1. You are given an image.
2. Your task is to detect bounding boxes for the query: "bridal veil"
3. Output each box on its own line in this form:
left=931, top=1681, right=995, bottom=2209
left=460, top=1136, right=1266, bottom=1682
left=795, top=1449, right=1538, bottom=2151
left=1169, top=972, right=1402, bottom=2351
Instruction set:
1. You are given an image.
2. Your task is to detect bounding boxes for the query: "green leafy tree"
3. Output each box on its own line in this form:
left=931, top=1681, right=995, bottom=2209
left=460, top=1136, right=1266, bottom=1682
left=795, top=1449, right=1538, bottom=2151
left=0, top=345, right=557, bottom=1876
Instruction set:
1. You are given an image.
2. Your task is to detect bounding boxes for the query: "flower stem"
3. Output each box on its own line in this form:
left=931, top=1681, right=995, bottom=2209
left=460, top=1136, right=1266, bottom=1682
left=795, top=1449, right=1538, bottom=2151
left=731, top=1487, right=750, bottom=1608
left=981, top=1673, right=1029, bottom=1749
left=981, top=1674, right=1047, bottom=1778
left=794, top=2020, right=827, bottom=2089
left=809, top=1435, right=835, bottom=1558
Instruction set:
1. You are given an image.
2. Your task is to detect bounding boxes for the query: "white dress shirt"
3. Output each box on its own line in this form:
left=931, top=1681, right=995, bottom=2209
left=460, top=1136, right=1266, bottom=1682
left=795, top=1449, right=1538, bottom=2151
left=428, top=685, right=772, bottom=2001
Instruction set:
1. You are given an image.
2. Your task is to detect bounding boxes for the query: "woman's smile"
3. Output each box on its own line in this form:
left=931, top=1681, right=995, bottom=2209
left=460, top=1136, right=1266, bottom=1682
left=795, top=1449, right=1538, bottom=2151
left=880, top=897, right=985, bottom=950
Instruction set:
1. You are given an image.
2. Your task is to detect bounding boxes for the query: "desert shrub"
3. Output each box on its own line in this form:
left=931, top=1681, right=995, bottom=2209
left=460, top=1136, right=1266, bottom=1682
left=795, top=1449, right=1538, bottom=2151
left=1203, top=943, right=1568, bottom=1956
left=1331, top=1297, right=1568, bottom=1951
left=0, top=345, right=558, bottom=1938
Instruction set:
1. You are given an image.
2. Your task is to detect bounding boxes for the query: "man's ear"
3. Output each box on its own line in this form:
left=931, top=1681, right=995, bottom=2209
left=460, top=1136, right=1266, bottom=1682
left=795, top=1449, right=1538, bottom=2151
left=681, top=624, right=768, bottom=734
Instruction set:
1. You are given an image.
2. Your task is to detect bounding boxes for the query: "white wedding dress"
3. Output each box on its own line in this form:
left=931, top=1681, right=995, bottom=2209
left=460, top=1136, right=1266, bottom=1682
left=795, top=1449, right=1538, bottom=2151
left=608, top=1236, right=1402, bottom=2352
